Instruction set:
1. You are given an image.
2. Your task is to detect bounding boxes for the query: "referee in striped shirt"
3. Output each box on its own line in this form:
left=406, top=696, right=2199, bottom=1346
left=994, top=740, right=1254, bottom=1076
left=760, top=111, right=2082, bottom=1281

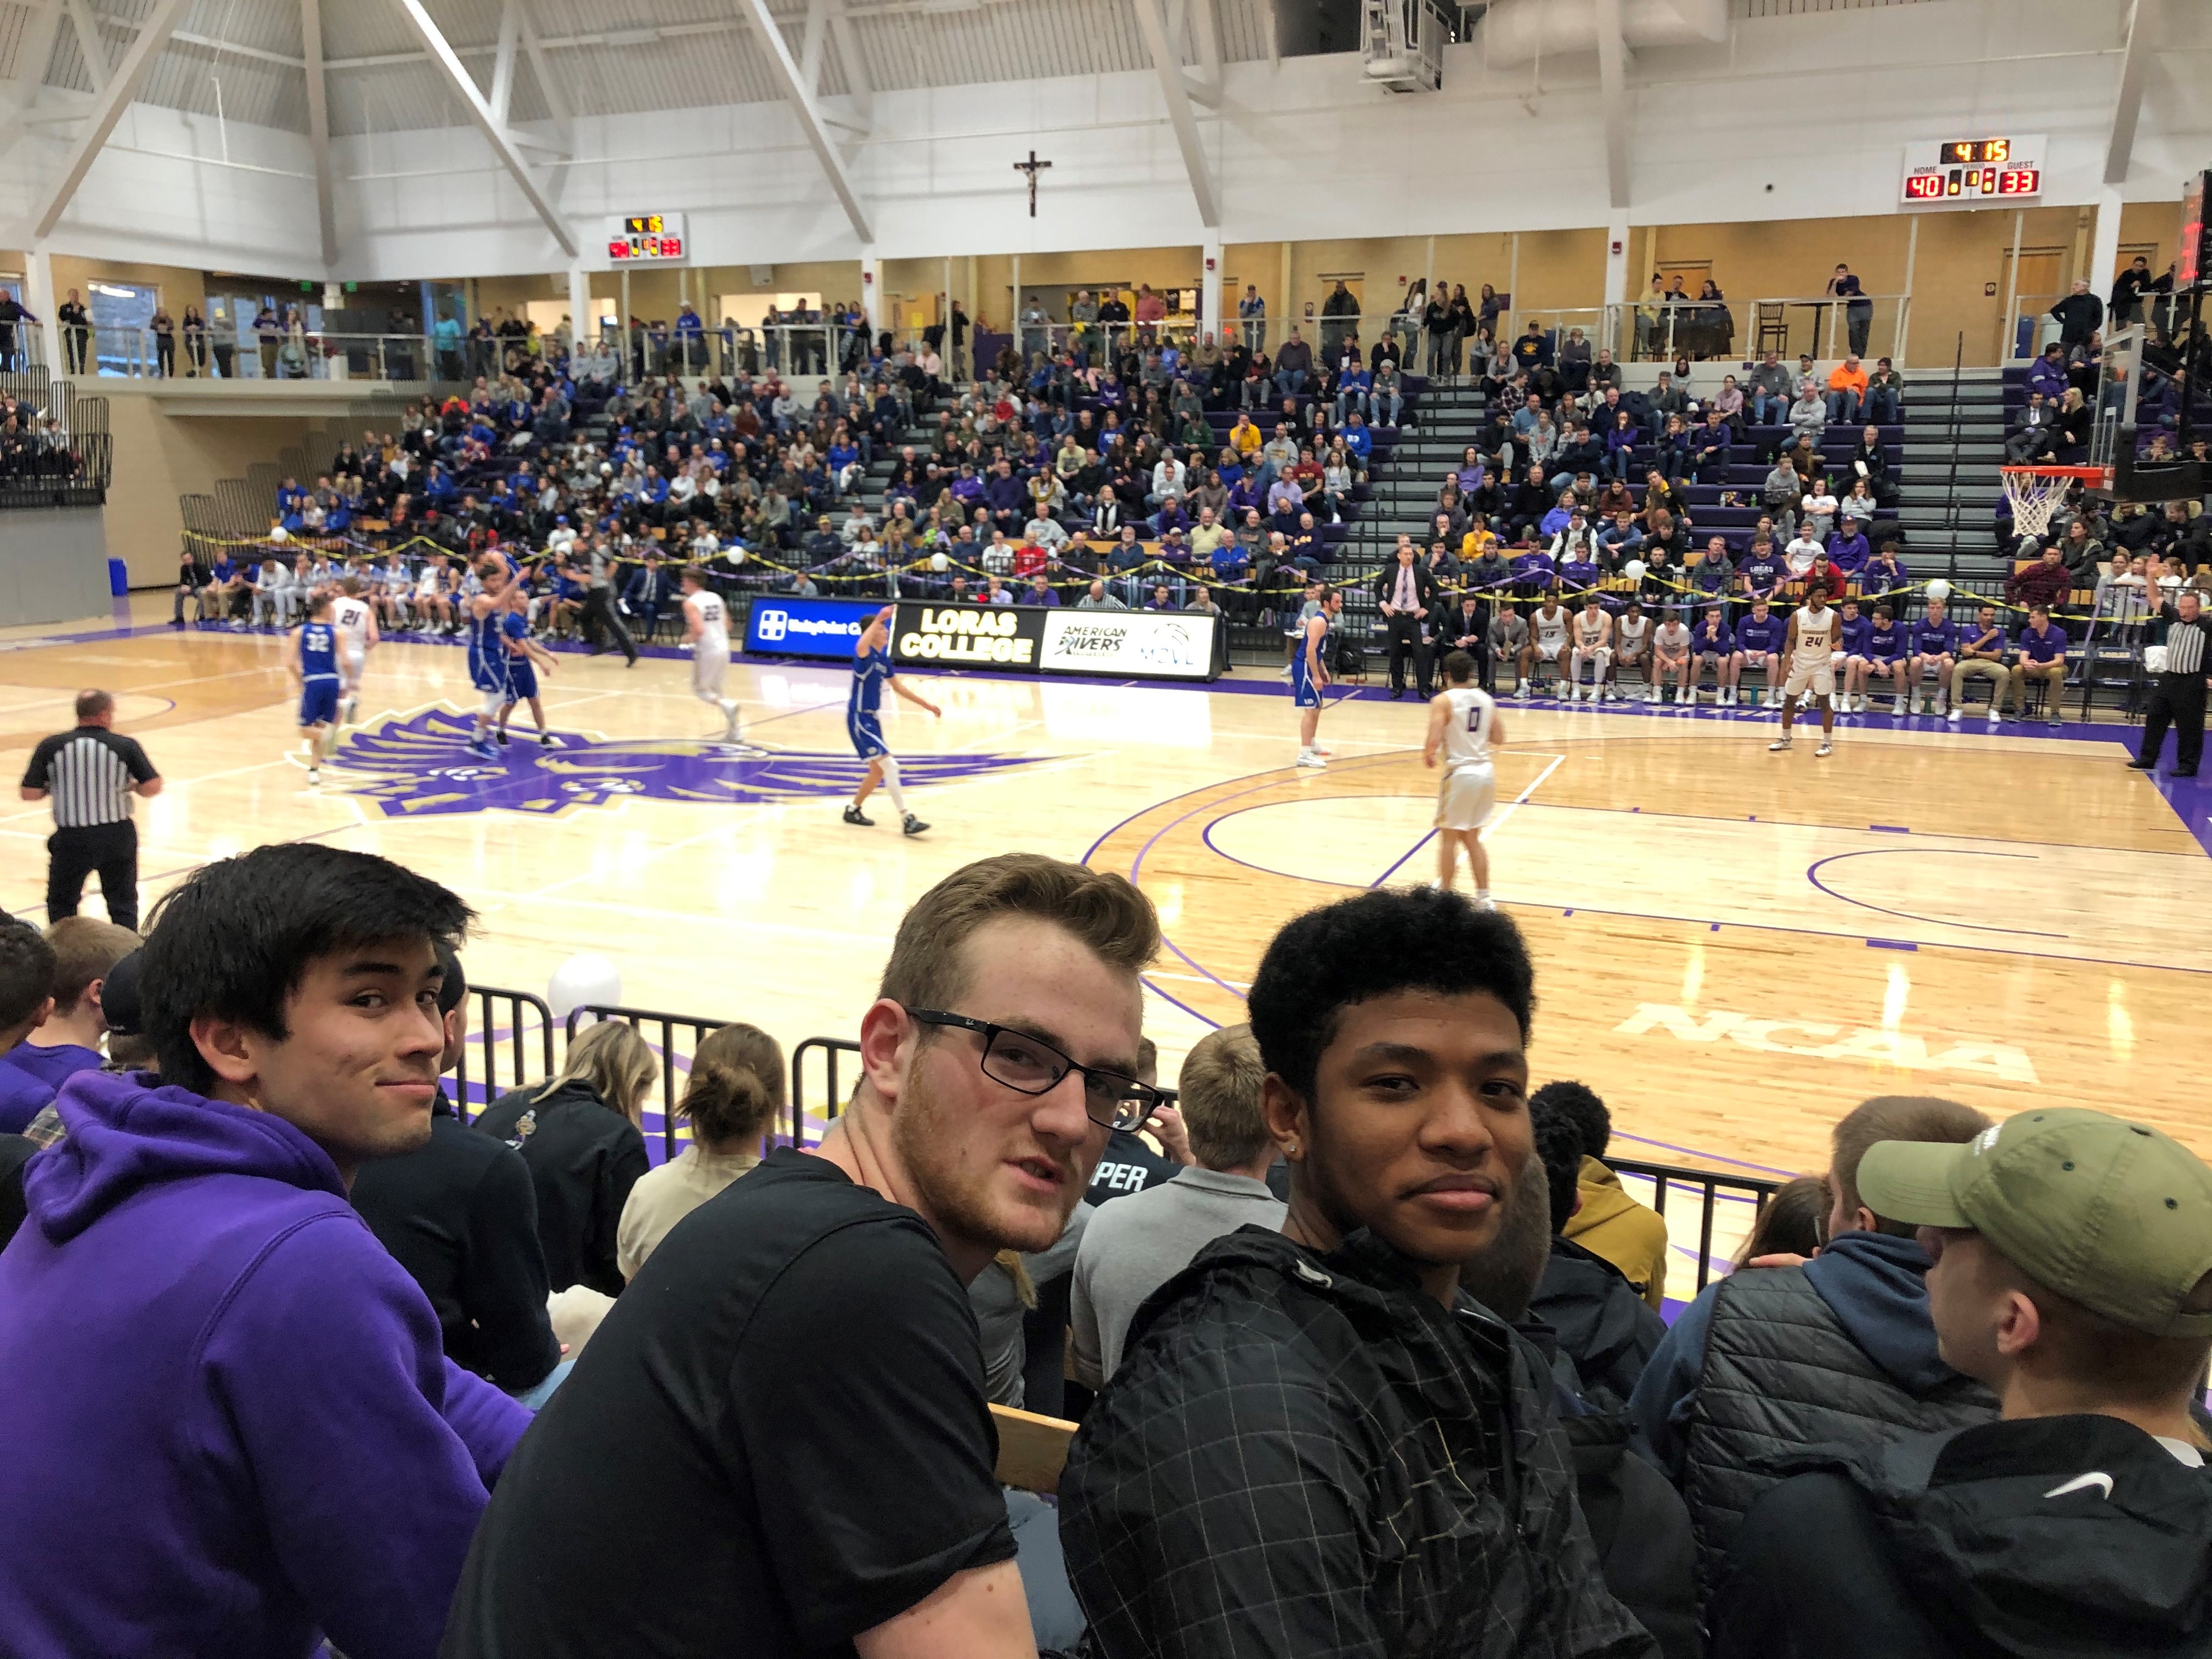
left=20, top=690, right=161, bottom=929
left=2129, top=590, right=2212, bottom=778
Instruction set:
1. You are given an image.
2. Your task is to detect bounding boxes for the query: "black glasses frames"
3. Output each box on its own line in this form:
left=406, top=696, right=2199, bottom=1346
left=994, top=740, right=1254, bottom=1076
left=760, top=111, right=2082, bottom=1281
left=903, top=1007, right=1158, bottom=1133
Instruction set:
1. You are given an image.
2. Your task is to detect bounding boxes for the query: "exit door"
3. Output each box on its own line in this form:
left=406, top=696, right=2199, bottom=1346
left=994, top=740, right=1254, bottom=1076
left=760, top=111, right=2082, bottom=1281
left=2002, top=247, right=2063, bottom=360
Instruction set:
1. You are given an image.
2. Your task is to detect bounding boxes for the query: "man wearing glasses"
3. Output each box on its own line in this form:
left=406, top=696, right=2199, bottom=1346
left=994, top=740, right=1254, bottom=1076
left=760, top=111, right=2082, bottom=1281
left=445, top=853, right=1161, bottom=1659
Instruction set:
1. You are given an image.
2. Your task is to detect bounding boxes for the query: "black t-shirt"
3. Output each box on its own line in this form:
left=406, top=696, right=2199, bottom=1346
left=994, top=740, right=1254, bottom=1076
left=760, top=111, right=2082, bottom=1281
left=472, top=1080, right=649, bottom=1298
left=442, top=1148, right=1016, bottom=1658
left=349, top=1093, right=560, bottom=1391
left=1086, top=1126, right=1181, bottom=1205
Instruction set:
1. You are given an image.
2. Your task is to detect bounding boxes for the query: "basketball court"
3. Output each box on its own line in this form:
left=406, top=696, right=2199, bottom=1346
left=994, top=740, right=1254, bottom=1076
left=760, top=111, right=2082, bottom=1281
left=7, top=601, right=2204, bottom=1238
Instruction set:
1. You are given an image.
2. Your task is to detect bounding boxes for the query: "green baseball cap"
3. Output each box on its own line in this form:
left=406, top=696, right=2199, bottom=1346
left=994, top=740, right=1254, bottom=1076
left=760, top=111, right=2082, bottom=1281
left=1858, top=1108, right=2212, bottom=1339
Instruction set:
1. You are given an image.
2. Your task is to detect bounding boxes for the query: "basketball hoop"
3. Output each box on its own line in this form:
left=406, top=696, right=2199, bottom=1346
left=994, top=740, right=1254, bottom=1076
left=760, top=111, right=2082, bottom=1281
left=2000, top=464, right=2109, bottom=543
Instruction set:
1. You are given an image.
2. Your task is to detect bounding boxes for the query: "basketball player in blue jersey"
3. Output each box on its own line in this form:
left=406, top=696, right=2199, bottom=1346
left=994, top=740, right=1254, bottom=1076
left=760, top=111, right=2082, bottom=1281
left=842, top=605, right=942, bottom=835
left=463, top=557, right=517, bottom=760
left=1292, top=587, right=1342, bottom=769
left=494, top=606, right=560, bottom=748
left=281, top=593, right=343, bottom=786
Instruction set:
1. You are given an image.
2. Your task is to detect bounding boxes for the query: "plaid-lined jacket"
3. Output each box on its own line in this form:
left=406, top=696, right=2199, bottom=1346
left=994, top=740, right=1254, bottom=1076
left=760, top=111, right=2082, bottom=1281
left=1060, top=1226, right=1659, bottom=1659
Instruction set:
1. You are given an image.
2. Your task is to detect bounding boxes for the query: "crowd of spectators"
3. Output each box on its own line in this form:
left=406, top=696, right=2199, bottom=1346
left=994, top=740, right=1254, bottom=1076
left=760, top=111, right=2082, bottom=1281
left=0, top=850, right=2204, bottom=1659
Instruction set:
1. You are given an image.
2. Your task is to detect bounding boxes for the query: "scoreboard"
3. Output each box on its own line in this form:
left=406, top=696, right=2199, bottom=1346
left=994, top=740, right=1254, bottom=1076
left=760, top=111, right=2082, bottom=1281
left=1899, top=136, right=2045, bottom=207
left=608, top=212, right=686, bottom=262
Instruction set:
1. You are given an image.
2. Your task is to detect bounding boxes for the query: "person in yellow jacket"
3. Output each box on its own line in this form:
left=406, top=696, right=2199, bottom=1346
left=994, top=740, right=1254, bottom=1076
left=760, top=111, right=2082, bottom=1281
left=1533, top=1080, right=1671, bottom=1310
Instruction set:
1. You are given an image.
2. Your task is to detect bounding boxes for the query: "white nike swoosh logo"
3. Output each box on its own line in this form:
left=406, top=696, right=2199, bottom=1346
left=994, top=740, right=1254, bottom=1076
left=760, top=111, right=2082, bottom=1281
left=2042, top=1472, right=2114, bottom=1500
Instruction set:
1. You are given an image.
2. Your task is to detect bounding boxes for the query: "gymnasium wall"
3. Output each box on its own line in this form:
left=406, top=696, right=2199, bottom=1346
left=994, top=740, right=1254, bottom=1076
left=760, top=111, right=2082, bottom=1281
left=99, top=394, right=335, bottom=588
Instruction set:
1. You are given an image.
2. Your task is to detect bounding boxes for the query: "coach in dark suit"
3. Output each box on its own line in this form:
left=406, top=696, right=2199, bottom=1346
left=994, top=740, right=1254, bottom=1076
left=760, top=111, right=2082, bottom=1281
left=2129, top=592, right=2212, bottom=777
left=1372, top=541, right=1441, bottom=699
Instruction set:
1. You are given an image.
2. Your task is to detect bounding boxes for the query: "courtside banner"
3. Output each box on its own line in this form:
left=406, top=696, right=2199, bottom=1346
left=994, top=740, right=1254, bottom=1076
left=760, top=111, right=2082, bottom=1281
left=891, top=601, right=1046, bottom=669
left=1039, top=609, right=1219, bottom=680
left=743, top=596, right=878, bottom=659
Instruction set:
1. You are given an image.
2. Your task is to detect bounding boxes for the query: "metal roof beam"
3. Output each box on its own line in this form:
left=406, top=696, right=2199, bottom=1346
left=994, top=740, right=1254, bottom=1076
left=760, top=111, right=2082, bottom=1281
left=391, top=0, right=577, bottom=256
left=826, top=0, right=871, bottom=127
left=63, top=0, right=108, bottom=91
left=30, top=0, right=188, bottom=239
left=736, top=0, right=872, bottom=242
left=1595, top=0, right=1632, bottom=213
left=301, top=0, right=337, bottom=270
left=1133, top=0, right=1217, bottom=227
left=2104, top=0, right=2153, bottom=187
left=489, top=0, right=520, bottom=125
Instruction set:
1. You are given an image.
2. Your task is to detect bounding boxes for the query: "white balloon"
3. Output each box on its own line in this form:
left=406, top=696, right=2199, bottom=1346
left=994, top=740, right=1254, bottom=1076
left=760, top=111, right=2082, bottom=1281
left=547, top=953, right=622, bottom=1020
left=1623, top=558, right=1647, bottom=582
left=929, top=552, right=949, bottom=572
left=269, top=525, right=289, bottom=543
left=1924, top=578, right=1952, bottom=603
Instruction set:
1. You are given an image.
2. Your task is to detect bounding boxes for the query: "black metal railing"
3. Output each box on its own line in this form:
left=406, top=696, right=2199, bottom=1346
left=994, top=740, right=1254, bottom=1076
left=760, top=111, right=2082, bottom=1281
left=567, top=1002, right=730, bottom=1161
left=790, top=1035, right=860, bottom=1150
left=1611, top=1156, right=1785, bottom=1295
left=452, top=984, right=556, bottom=1122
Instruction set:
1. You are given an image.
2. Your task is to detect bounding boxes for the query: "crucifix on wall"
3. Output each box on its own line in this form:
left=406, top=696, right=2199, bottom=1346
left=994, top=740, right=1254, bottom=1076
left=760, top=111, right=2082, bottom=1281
left=1014, top=150, right=1052, bottom=217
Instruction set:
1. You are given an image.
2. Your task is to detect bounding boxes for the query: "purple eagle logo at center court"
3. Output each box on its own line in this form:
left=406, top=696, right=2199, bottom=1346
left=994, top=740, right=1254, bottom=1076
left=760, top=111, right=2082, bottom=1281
left=327, top=707, right=1057, bottom=818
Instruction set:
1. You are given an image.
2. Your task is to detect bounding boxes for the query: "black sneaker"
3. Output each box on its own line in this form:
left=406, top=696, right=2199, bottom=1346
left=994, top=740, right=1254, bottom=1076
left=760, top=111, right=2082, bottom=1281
left=902, top=814, right=929, bottom=836
left=538, top=732, right=556, bottom=747
left=843, top=804, right=874, bottom=827
left=2126, top=758, right=2157, bottom=771
left=2178, top=767, right=2199, bottom=778
left=495, top=730, right=510, bottom=746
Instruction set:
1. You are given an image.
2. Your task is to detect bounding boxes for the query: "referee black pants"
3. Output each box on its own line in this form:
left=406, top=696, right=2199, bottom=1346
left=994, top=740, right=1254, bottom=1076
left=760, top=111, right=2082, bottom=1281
left=48, top=820, right=139, bottom=931
left=581, top=588, right=638, bottom=664
left=2138, top=673, right=2207, bottom=773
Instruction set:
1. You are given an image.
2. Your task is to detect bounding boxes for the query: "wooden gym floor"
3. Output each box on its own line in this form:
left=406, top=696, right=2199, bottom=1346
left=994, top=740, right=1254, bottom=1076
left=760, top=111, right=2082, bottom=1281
left=5, top=598, right=2204, bottom=1265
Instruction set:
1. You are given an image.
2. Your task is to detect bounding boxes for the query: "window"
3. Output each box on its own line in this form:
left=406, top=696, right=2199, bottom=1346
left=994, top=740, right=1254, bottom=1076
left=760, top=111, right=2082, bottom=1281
left=88, top=280, right=157, bottom=376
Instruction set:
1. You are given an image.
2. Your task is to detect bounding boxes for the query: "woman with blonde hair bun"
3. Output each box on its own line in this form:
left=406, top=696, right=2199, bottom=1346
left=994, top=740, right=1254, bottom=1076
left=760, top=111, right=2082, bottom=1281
left=616, top=1023, right=786, bottom=1280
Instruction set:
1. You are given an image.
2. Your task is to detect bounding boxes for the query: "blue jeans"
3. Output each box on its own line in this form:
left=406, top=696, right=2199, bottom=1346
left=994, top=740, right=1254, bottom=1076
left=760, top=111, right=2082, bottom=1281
left=1866, top=387, right=1899, bottom=424
left=1750, top=392, right=1783, bottom=425
left=1373, top=390, right=1401, bottom=426
left=1334, top=391, right=1369, bottom=423
left=1274, top=369, right=1306, bottom=399
left=1604, top=447, right=1633, bottom=480
left=1825, top=389, right=1861, bottom=422
left=1006, top=1491, right=1085, bottom=1652
left=513, top=1358, right=574, bottom=1410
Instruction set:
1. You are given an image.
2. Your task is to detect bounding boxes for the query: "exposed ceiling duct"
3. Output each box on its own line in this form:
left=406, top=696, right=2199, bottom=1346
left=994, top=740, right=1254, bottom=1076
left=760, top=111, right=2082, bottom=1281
left=1474, top=0, right=1726, bottom=66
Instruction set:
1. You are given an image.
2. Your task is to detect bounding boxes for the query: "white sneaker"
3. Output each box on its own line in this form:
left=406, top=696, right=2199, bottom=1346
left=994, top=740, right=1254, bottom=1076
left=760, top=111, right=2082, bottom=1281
left=1947, top=706, right=1962, bottom=723
left=1893, top=695, right=1907, bottom=715
left=1768, top=736, right=1793, bottom=752
left=1987, top=709, right=2001, bottom=726
left=1295, top=750, right=1326, bottom=769
left=1934, top=695, right=1948, bottom=717
left=1815, top=740, right=1833, bottom=758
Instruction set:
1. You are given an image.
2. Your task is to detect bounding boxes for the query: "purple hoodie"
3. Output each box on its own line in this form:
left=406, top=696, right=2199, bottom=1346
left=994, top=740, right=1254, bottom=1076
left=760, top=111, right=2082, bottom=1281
left=0, top=1069, right=531, bottom=1659
left=0, top=1056, right=52, bottom=1135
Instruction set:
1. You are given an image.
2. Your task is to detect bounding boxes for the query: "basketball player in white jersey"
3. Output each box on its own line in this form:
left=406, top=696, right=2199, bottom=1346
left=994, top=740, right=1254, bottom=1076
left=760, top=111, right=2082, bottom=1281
left=1566, top=594, right=1614, bottom=703
left=1521, top=597, right=1571, bottom=697
left=330, top=575, right=379, bottom=727
left=1423, top=650, right=1506, bottom=906
left=681, top=568, right=744, bottom=745
left=1769, top=586, right=1838, bottom=758
left=1652, top=610, right=1693, bottom=703
left=1613, top=599, right=1654, bottom=701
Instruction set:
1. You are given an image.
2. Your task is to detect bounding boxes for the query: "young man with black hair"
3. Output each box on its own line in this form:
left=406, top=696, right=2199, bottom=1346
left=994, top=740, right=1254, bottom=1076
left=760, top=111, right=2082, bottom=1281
left=445, top=853, right=1160, bottom=1659
left=0, top=843, right=529, bottom=1659
left=1541, top=1079, right=1669, bottom=1311
left=1526, top=1101, right=1667, bottom=1411
left=351, top=945, right=566, bottom=1401
left=5, top=916, right=134, bottom=1101
left=1062, top=887, right=1658, bottom=1659
left=1627, top=1095, right=2001, bottom=1595
left=0, top=915, right=56, bottom=1134
left=1712, top=1109, right=2212, bottom=1659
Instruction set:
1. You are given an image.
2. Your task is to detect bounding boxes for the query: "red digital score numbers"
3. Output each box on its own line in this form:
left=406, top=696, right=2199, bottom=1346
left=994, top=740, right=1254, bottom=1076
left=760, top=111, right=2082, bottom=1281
left=608, top=233, right=684, bottom=261
left=1904, top=166, right=2039, bottom=201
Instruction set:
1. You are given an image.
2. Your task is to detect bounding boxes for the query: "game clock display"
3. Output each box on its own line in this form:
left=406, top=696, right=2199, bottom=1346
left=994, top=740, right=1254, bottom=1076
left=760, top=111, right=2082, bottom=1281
left=608, top=213, right=686, bottom=262
left=1899, top=135, right=2045, bottom=206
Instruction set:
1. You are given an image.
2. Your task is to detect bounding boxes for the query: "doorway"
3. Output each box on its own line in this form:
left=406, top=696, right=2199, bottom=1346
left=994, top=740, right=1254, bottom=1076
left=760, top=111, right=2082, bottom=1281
left=2001, top=246, right=2063, bottom=360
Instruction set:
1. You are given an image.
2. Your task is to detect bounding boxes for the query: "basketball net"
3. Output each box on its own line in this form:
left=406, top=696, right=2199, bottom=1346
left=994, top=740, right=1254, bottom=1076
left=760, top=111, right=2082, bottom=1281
left=1999, top=467, right=2078, bottom=540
